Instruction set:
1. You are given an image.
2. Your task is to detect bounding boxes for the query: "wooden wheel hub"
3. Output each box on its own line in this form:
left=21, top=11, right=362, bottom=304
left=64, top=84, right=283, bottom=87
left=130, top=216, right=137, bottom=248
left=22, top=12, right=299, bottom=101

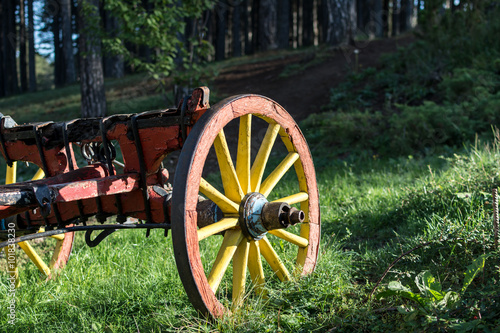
left=239, top=192, right=305, bottom=240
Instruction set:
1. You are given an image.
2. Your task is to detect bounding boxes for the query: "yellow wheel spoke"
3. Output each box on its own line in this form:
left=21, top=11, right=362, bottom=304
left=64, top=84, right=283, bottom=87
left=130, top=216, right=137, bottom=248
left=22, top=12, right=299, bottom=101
left=38, top=226, right=65, bottom=241
left=50, top=234, right=65, bottom=241
left=214, top=129, right=244, bottom=202
left=250, top=123, right=280, bottom=192
left=18, top=241, right=51, bottom=277
left=3, top=246, right=20, bottom=287
left=232, top=239, right=249, bottom=308
left=236, top=114, right=252, bottom=194
left=49, top=240, right=65, bottom=269
left=268, top=229, right=309, bottom=248
left=271, top=192, right=309, bottom=205
left=6, top=162, right=17, bottom=184
left=32, top=168, right=45, bottom=181
left=207, top=230, right=244, bottom=292
left=248, top=241, right=265, bottom=294
left=197, top=218, right=239, bottom=241
left=199, top=178, right=239, bottom=213
left=260, top=152, right=300, bottom=197
left=260, top=236, right=291, bottom=282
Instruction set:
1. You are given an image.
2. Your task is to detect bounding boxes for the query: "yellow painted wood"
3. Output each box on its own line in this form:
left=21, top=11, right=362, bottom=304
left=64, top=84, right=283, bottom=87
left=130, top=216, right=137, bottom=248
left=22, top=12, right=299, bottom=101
left=272, top=192, right=309, bottom=205
left=32, top=168, right=45, bottom=181
left=38, top=226, right=65, bottom=241
left=296, top=227, right=311, bottom=269
left=247, top=241, right=265, bottom=294
left=260, top=236, right=291, bottom=282
left=236, top=114, right=252, bottom=194
left=278, top=127, right=308, bottom=192
left=250, top=123, right=280, bottom=192
left=49, top=239, right=64, bottom=269
left=268, top=229, right=309, bottom=248
left=232, top=239, right=249, bottom=308
left=49, top=234, right=65, bottom=241
left=6, top=162, right=17, bottom=184
left=3, top=246, right=20, bottom=287
left=199, top=178, right=239, bottom=214
left=197, top=218, right=239, bottom=241
left=207, top=230, right=244, bottom=292
left=214, top=129, right=244, bottom=202
left=260, top=152, right=299, bottom=197
left=18, top=241, right=51, bottom=277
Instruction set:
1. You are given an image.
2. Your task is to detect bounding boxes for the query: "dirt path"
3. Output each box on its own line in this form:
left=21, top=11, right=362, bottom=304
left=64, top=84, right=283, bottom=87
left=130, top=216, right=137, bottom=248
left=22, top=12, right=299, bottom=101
left=214, top=35, right=414, bottom=121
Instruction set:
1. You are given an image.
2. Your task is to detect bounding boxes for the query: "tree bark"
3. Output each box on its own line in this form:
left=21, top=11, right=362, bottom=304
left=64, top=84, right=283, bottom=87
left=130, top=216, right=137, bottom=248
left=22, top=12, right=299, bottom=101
left=383, top=0, right=389, bottom=37
left=0, top=1, right=5, bottom=97
left=79, top=0, right=106, bottom=117
left=276, top=0, right=289, bottom=48
left=399, top=0, right=412, bottom=32
left=5, top=0, right=19, bottom=95
left=323, top=0, right=356, bottom=46
left=61, top=0, right=76, bottom=84
left=20, top=0, right=28, bottom=92
left=28, top=0, right=36, bottom=92
left=259, top=0, right=277, bottom=51
left=251, top=0, right=259, bottom=52
left=53, top=12, right=64, bottom=87
left=232, top=1, right=242, bottom=57
left=243, top=0, right=252, bottom=54
left=302, top=0, right=313, bottom=46
left=371, top=0, right=384, bottom=38
left=391, top=0, right=399, bottom=36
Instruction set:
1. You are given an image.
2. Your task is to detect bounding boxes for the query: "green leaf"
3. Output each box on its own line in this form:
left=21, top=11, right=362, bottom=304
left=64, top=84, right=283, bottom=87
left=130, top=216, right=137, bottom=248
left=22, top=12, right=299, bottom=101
left=376, top=281, right=428, bottom=308
left=437, top=291, right=460, bottom=309
left=462, top=254, right=486, bottom=293
left=415, top=271, right=443, bottom=301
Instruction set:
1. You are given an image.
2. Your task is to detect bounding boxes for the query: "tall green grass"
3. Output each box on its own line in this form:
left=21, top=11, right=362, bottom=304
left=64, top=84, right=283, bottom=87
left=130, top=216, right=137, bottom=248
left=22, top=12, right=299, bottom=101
left=1, top=137, right=498, bottom=332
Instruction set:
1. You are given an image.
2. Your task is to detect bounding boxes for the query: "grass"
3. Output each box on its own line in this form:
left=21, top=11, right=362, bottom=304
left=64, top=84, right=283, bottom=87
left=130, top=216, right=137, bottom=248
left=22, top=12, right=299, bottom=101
left=0, top=136, right=499, bottom=331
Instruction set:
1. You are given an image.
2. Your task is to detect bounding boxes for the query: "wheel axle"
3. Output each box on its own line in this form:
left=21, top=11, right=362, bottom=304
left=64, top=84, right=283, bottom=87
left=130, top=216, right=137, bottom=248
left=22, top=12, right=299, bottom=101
left=239, top=192, right=304, bottom=240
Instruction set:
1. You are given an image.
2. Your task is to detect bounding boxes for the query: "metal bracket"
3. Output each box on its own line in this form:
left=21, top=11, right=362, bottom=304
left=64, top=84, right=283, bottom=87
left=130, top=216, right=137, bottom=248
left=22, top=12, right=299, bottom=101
left=85, top=228, right=116, bottom=247
left=32, top=184, right=53, bottom=218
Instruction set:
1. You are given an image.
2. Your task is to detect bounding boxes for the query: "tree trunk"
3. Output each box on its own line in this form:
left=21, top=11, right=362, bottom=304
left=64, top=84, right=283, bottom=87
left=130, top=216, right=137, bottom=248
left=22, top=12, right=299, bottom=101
left=53, top=12, right=64, bottom=87
left=5, top=0, right=19, bottom=95
left=61, top=0, right=76, bottom=84
left=276, top=0, right=289, bottom=48
left=215, top=2, right=227, bottom=61
left=399, top=0, right=412, bottom=32
left=302, top=0, right=313, bottom=46
left=371, top=0, right=383, bottom=38
left=242, top=0, right=251, bottom=54
left=383, top=0, right=389, bottom=37
left=357, top=0, right=372, bottom=37
left=251, top=0, right=259, bottom=52
left=323, top=0, right=356, bottom=47
left=232, top=1, right=242, bottom=57
left=0, top=1, right=5, bottom=97
left=79, top=0, right=106, bottom=117
left=20, top=0, right=28, bottom=93
left=28, top=0, right=36, bottom=92
left=103, top=10, right=124, bottom=78
left=318, top=0, right=328, bottom=43
left=391, top=0, right=399, bottom=36
left=259, top=0, right=278, bottom=51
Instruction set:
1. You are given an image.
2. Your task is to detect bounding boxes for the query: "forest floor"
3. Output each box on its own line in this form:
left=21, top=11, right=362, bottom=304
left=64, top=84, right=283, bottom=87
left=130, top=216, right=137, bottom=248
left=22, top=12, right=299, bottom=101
left=213, top=34, right=414, bottom=121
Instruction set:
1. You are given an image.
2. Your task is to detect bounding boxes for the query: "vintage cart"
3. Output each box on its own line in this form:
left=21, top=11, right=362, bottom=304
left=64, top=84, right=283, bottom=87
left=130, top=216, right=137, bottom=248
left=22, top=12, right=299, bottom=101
left=0, top=87, right=320, bottom=317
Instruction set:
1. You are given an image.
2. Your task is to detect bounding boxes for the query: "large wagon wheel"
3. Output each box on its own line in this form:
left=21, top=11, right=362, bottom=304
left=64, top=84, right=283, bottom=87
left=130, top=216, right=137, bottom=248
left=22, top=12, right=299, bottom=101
left=2, top=162, right=74, bottom=286
left=172, top=95, right=320, bottom=317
